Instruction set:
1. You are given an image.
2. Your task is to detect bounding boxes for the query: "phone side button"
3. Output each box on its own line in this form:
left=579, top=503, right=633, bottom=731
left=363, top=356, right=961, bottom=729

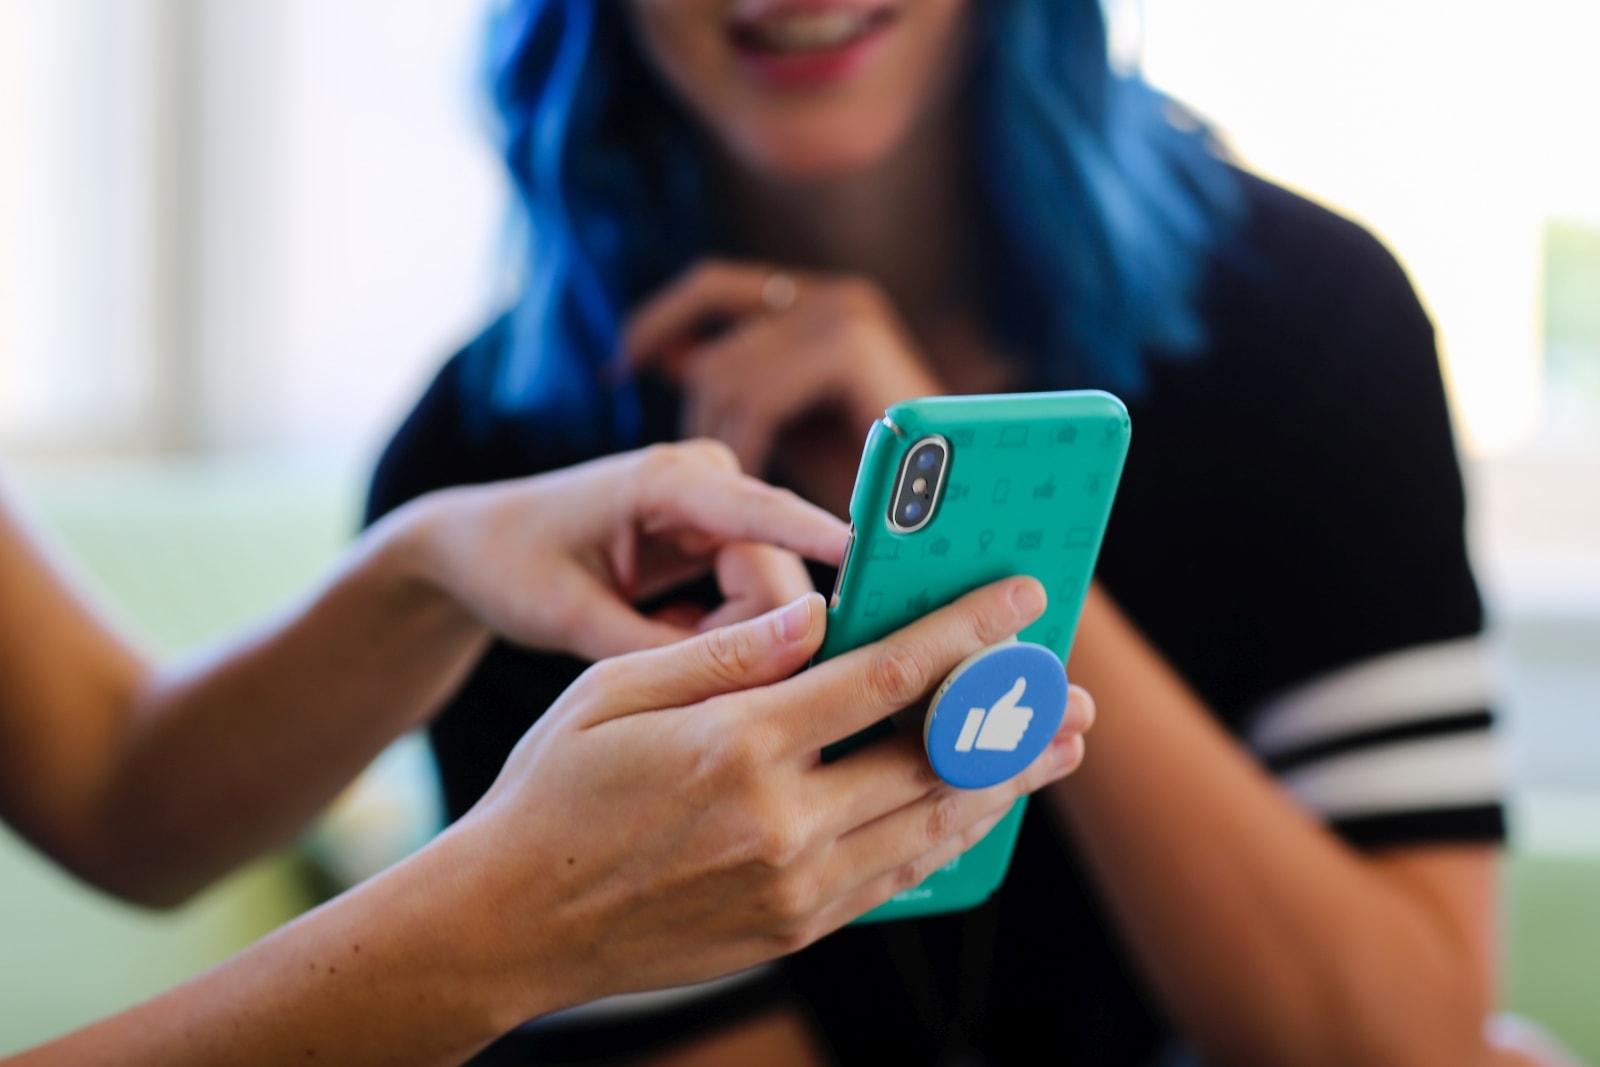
left=828, top=526, right=856, bottom=610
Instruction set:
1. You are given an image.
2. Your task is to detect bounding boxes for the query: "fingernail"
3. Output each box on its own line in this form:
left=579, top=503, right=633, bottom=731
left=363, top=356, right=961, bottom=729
left=775, top=595, right=814, bottom=643
left=1009, top=578, right=1046, bottom=621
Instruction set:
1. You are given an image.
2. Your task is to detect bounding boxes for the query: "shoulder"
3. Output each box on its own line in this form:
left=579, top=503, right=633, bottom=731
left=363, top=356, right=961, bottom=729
left=1199, top=170, right=1431, bottom=373
left=1223, top=169, right=1417, bottom=302
left=1108, top=167, right=1484, bottom=707
left=1103, top=170, right=1502, bottom=850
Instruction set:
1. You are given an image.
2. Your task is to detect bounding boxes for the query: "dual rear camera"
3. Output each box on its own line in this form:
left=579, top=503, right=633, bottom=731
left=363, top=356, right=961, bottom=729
left=890, top=436, right=949, bottom=533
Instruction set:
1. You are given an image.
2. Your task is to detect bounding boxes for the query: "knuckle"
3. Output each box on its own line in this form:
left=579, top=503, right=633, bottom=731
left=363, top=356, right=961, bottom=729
left=637, top=441, right=690, bottom=480
left=567, top=658, right=616, bottom=707
left=924, top=791, right=961, bottom=846
left=753, top=815, right=808, bottom=872
left=764, top=871, right=818, bottom=924
left=712, top=725, right=773, bottom=791
left=867, top=642, right=929, bottom=709
left=890, top=856, right=930, bottom=896
left=701, top=624, right=760, bottom=685
left=808, top=280, right=853, bottom=317
left=840, top=276, right=890, bottom=318
left=688, top=259, right=728, bottom=289
left=764, top=922, right=814, bottom=959
left=726, top=726, right=774, bottom=783
left=969, top=592, right=1018, bottom=647
left=960, top=808, right=1008, bottom=852
left=686, top=437, right=741, bottom=472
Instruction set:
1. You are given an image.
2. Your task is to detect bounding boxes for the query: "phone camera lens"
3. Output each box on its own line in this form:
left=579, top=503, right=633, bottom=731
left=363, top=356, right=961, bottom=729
left=903, top=499, right=925, bottom=522
left=915, top=449, right=938, bottom=472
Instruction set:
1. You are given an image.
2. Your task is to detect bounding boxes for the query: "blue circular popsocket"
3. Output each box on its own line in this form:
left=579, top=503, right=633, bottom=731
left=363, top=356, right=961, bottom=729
left=923, top=638, right=1069, bottom=790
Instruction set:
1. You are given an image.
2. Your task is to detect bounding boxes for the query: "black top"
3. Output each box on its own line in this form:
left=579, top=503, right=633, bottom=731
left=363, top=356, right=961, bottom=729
left=367, top=172, right=1504, bottom=1066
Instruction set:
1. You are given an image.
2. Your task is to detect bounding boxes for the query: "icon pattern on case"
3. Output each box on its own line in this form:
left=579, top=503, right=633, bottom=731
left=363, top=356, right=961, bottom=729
left=827, top=404, right=1127, bottom=922
left=838, top=413, right=1126, bottom=668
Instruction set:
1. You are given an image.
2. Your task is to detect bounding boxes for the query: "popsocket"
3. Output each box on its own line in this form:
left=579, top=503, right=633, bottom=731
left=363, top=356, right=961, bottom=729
left=923, top=638, right=1069, bottom=790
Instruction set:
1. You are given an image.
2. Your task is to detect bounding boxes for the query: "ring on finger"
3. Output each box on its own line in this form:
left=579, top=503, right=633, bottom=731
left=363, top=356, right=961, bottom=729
left=761, top=271, right=799, bottom=313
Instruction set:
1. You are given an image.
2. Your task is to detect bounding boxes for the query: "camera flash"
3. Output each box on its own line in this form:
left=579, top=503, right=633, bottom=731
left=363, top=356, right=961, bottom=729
left=912, top=477, right=928, bottom=494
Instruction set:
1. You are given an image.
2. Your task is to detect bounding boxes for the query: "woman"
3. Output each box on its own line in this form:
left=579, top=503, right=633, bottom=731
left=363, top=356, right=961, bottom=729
left=0, top=442, right=1092, bottom=1065
left=369, top=1, right=1508, bottom=1064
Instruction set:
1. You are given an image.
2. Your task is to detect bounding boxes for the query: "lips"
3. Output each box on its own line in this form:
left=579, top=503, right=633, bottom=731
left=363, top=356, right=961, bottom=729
left=728, top=3, right=899, bottom=89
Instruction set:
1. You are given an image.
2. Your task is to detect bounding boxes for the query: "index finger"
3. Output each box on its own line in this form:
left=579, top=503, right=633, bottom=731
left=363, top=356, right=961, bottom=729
left=622, top=260, right=774, bottom=370
left=755, top=576, right=1049, bottom=753
left=641, top=459, right=850, bottom=566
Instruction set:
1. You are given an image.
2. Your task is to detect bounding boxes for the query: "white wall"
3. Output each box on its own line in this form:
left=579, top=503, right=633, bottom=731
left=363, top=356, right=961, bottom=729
left=0, top=0, right=509, bottom=464
left=1141, top=0, right=1600, bottom=458
left=199, top=0, right=511, bottom=461
left=270, top=0, right=509, bottom=461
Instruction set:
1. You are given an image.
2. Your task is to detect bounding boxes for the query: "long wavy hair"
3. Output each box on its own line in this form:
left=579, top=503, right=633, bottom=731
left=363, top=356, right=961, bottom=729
left=474, top=0, right=1241, bottom=450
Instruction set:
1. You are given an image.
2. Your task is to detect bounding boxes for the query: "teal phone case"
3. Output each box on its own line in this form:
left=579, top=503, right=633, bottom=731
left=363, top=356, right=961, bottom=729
left=816, top=390, right=1130, bottom=922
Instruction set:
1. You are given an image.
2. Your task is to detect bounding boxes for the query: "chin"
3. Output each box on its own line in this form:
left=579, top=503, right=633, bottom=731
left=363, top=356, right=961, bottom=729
left=728, top=114, right=911, bottom=182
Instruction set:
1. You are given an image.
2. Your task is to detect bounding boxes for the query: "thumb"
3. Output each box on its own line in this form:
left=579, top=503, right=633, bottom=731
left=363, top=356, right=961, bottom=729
left=575, top=593, right=826, bottom=723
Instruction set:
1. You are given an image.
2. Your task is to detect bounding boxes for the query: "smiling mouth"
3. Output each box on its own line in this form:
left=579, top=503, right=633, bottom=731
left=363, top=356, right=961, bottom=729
left=729, top=6, right=898, bottom=56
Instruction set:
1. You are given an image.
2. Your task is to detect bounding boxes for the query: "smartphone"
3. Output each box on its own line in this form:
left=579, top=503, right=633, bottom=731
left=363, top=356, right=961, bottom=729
left=817, top=390, right=1130, bottom=922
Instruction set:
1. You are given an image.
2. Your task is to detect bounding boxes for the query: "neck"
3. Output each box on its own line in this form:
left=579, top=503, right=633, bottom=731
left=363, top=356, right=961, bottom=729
left=715, top=107, right=971, bottom=333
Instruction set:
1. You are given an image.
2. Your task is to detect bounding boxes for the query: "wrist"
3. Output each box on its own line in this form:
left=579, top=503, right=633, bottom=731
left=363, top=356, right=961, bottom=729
left=366, top=490, right=487, bottom=637
left=282, top=828, right=553, bottom=1061
left=416, top=811, right=580, bottom=1029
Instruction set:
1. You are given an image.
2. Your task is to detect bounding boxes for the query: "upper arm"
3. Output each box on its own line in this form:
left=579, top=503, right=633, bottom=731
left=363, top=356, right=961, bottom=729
left=0, top=483, right=147, bottom=860
left=1371, top=844, right=1501, bottom=1014
left=1237, top=228, right=1505, bottom=992
left=1224, top=218, right=1504, bottom=849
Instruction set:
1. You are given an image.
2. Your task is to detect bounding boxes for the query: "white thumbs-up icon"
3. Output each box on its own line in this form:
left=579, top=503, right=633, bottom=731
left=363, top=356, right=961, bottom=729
left=953, top=676, right=1034, bottom=754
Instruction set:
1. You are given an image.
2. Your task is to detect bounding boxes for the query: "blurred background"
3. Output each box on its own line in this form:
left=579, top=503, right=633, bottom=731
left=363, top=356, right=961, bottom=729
left=0, top=0, right=1596, bottom=1057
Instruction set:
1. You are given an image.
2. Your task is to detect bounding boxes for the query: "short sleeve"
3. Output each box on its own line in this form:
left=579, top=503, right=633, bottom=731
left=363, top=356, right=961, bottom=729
left=1233, top=223, right=1505, bottom=848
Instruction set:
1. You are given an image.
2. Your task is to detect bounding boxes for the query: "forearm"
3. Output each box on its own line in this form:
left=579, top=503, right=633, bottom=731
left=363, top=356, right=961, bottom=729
left=85, top=500, right=490, bottom=905
left=1049, top=588, right=1494, bottom=1067
left=6, top=825, right=542, bottom=1067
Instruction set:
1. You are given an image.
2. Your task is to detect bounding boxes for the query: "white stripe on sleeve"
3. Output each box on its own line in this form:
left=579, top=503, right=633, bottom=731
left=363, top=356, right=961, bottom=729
left=1248, top=636, right=1494, bottom=758
left=1277, top=730, right=1505, bottom=820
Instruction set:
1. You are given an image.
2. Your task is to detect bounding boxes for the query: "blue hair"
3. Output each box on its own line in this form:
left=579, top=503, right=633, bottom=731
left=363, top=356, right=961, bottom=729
left=477, top=0, right=1241, bottom=451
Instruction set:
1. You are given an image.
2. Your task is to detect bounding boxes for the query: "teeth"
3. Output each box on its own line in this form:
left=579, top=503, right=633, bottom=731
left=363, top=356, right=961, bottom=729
left=748, top=11, right=874, bottom=52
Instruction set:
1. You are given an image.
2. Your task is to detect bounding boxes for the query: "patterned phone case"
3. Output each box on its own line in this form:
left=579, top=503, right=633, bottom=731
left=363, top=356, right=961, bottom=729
left=817, top=390, right=1130, bottom=922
